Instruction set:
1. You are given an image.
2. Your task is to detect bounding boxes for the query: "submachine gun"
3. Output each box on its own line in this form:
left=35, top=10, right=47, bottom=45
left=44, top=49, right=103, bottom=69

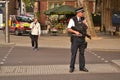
left=71, top=22, right=91, bottom=40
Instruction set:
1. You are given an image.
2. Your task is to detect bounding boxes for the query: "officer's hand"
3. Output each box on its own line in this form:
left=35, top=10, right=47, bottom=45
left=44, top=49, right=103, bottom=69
left=75, top=31, right=82, bottom=36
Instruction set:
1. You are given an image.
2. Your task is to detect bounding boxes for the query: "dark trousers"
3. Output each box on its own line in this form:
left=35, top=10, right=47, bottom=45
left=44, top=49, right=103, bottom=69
left=70, top=36, right=86, bottom=69
left=31, top=35, right=38, bottom=48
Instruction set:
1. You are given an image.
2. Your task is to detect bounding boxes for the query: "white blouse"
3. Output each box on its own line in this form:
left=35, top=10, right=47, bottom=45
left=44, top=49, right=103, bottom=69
left=30, top=22, right=41, bottom=35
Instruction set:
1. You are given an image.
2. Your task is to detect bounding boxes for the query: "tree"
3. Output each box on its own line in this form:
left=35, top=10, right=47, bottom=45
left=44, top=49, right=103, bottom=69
left=101, top=0, right=112, bottom=32
left=83, top=0, right=97, bottom=37
left=22, top=0, right=36, bottom=12
left=77, top=0, right=96, bottom=37
left=22, top=0, right=40, bottom=19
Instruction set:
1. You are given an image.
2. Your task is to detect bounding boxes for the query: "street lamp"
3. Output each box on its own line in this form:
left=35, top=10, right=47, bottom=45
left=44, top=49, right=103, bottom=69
left=5, top=0, right=10, bottom=43
left=0, top=0, right=9, bottom=43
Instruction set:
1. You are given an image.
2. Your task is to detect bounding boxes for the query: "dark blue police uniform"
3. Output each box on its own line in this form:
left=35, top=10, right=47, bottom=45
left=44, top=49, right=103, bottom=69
left=70, top=16, right=87, bottom=71
left=68, top=7, right=91, bottom=73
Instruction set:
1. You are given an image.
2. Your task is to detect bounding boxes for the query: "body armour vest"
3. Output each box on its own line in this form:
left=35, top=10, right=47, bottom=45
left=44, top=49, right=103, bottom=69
left=71, top=16, right=87, bottom=38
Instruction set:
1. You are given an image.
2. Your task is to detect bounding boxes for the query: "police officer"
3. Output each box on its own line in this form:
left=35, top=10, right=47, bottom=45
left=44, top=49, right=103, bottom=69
left=67, top=7, right=90, bottom=73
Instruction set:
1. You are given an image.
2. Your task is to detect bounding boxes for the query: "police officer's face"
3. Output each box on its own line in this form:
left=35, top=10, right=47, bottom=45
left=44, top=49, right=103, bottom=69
left=77, top=12, right=84, bottom=17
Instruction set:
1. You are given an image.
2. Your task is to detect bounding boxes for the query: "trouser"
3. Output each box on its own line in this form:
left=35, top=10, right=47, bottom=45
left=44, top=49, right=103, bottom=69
left=31, top=35, right=38, bottom=48
left=70, top=36, right=87, bottom=69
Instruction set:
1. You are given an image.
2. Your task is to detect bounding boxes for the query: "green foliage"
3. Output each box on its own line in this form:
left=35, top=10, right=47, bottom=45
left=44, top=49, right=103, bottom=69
left=34, top=12, right=40, bottom=21
left=22, top=0, right=36, bottom=8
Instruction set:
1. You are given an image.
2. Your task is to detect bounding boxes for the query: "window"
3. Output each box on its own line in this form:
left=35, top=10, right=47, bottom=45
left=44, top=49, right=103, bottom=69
left=48, top=2, right=63, bottom=9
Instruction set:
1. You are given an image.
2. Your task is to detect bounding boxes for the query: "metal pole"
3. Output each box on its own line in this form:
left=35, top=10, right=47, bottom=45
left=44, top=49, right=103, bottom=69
left=5, top=1, right=10, bottom=43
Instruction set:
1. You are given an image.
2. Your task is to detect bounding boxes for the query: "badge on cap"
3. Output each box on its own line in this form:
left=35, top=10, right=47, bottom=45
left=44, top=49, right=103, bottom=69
left=75, top=7, right=85, bottom=13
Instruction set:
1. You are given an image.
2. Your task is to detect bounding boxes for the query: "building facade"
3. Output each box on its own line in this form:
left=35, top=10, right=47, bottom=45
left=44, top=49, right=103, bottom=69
left=39, top=0, right=95, bottom=25
left=0, top=0, right=26, bottom=16
left=39, top=0, right=77, bottom=24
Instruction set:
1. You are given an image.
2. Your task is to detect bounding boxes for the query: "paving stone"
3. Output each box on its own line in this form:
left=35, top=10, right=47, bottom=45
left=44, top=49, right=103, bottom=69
left=0, top=63, right=120, bottom=76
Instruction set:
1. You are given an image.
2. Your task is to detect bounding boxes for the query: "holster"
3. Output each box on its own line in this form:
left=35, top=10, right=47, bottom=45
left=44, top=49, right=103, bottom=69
left=70, top=35, right=74, bottom=42
left=83, top=41, right=87, bottom=49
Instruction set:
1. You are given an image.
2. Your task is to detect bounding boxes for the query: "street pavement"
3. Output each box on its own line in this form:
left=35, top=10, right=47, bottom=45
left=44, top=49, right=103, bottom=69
left=0, top=30, right=120, bottom=80
left=0, top=46, right=120, bottom=80
left=0, top=30, right=120, bottom=50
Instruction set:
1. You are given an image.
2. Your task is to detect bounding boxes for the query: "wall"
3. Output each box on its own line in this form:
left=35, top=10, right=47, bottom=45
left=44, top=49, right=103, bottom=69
left=9, top=0, right=17, bottom=15
left=40, top=0, right=48, bottom=25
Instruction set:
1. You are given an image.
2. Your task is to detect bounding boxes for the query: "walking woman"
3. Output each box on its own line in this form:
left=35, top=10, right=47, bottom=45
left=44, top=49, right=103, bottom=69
left=30, top=18, right=41, bottom=51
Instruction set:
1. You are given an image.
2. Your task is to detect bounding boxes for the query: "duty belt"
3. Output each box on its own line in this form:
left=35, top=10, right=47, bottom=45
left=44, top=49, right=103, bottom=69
left=72, top=34, right=82, bottom=37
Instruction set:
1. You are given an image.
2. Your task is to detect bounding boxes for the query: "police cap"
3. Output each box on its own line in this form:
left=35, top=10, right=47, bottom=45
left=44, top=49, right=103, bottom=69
left=75, top=7, right=85, bottom=13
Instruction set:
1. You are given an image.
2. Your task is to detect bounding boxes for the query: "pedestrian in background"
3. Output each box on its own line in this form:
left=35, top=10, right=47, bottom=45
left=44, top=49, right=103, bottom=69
left=30, top=18, right=41, bottom=51
left=67, top=7, right=91, bottom=73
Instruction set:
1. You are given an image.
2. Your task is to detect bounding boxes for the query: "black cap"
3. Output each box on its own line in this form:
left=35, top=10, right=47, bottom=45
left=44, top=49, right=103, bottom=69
left=75, top=7, right=84, bottom=13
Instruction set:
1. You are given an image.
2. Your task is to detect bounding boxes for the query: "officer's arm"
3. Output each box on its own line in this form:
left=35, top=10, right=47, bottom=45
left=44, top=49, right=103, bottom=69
left=67, top=19, right=82, bottom=36
left=68, top=28, right=82, bottom=36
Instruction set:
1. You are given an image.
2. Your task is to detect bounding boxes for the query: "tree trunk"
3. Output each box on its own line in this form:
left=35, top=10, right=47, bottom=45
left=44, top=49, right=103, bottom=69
left=101, top=0, right=112, bottom=32
left=83, top=0, right=97, bottom=37
left=77, top=0, right=83, bottom=7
